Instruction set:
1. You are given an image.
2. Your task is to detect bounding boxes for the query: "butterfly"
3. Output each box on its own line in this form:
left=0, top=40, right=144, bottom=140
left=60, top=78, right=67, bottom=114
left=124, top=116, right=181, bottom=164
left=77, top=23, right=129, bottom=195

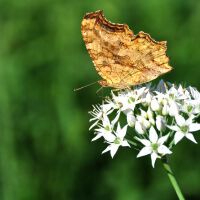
left=81, top=10, right=172, bottom=89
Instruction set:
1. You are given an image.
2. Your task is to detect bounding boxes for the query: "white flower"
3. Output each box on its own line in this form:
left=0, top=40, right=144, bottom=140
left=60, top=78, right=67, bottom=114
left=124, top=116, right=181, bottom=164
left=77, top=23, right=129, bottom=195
left=113, top=87, right=147, bottom=113
left=92, top=115, right=113, bottom=141
left=181, top=100, right=198, bottom=116
left=137, top=126, right=172, bottom=167
left=177, top=85, right=191, bottom=100
left=89, top=81, right=200, bottom=168
left=112, top=92, right=129, bottom=111
left=103, top=99, right=116, bottom=112
left=189, top=86, right=200, bottom=100
left=89, top=103, right=114, bottom=130
left=183, top=88, right=200, bottom=115
left=89, top=105, right=104, bottom=130
left=155, top=91, right=179, bottom=116
left=154, top=92, right=169, bottom=115
left=136, top=115, right=151, bottom=129
left=133, top=87, right=148, bottom=99
left=191, top=100, right=200, bottom=115
left=167, top=86, right=179, bottom=100
left=140, top=109, right=155, bottom=125
left=102, top=123, right=130, bottom=158
left=165, top=84, right=189, bottom=102
left=168, top=115, right=200, bottom=144
left=111, top=92, right=135, bottom=114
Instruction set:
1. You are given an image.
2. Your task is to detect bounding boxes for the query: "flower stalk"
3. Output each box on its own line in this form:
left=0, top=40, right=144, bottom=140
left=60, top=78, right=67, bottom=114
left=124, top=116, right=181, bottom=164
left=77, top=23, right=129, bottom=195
left=161, top=156, right=185, bottom=200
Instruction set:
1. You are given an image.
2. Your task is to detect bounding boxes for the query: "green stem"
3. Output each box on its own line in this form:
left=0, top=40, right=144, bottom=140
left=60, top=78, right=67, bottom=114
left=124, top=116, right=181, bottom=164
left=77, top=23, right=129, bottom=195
left=161, top=157, right=185, bottom=200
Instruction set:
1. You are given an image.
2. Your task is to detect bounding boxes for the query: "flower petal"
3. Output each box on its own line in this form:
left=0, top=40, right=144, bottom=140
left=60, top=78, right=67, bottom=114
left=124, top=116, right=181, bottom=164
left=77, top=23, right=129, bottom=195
left=92, top=133, right=102, bottom=141
left=137, top=147, right=152, bottom=157
left=104, top=133, right=115, bottom=142
left=121, top=140, right=130, bottom=147
left=185, top=116, right=193, bottom=125
left=175, top=115, right=185, bottom=127
left=158, top=145, right=172, bottom=155
left=151, top=152, right=158, bottom=168
left=102, top=115, right=111, bottom=127
left=116, top=124, right=127, bottom=138
left=185, top=133, right=197, bottom=144
left=95, top=127, right=111, bottom=136
left=110, top=144, right=120, bottom=158
left=137, top=138, right=151, bottom=146
left=102, top=103, right=113, bottom=113
left=89, top=120, right=99, bottom=130
left=102, top=145, right=111, bottom=154
left=116, top=123, right=121, bottom=135
left=158, top=134, right=169, bottom=145
left=189, top=123, right=200, bottom=132
left=111, top=111, right=121, bottom=126
left=167, top=125, right=180, bottom=132
left=174, top=131, right=184, bottom=144
left=149, top=126, right=158, bottom=143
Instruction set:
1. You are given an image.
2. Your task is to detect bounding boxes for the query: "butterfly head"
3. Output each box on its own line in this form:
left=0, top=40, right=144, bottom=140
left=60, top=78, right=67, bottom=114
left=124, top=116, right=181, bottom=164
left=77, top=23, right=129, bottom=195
left=98, top=80, right=108, bottom=87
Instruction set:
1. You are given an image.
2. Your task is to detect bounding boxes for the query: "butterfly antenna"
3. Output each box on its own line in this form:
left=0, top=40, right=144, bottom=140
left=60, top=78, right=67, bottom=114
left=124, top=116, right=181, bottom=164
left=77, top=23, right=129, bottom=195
left=74, top=81, right=98, bottom=92
left=96, top=86, right=104, bottom=94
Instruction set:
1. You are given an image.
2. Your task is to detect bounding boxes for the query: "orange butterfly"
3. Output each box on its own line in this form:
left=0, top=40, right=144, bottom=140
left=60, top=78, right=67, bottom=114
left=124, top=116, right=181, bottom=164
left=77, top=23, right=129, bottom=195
left=81, top=10, right=172, bottom=89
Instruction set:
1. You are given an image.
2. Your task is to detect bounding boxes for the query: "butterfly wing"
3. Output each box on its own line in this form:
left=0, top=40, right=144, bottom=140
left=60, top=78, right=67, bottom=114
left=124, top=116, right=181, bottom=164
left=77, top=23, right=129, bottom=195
left=81, top=10, right=172, bottom=88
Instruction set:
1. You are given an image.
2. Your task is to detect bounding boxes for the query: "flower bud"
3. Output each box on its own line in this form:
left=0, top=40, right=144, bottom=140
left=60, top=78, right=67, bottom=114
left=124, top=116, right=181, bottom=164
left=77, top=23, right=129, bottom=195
left=162, top=104, right=169, bottom=115
left=168, top=101, right=179, bottom=116
left=127, top=112, right=135, bottom=127
left=151, top=99, right=160, bottom=111
left=140, top=109, right=148, bottom=118
left=135, top=121, right=145, bottom=134
left=147, top=108, right=154, bottom=119
left=145, top=92, right=152, bottom=105
left=142, top=118, right=151, bottom=129
left=156, top=115, right=166, bottom=131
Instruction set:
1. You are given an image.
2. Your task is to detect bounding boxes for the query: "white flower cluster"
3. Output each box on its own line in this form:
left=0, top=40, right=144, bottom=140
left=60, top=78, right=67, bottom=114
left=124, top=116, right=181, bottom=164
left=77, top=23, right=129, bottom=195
left=89, top=80, right=200, bottom=167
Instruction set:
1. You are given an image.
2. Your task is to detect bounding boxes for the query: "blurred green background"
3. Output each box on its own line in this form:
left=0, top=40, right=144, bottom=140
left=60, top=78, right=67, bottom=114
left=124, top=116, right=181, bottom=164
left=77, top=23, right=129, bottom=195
left=0, top=0, right=200, bottom=199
